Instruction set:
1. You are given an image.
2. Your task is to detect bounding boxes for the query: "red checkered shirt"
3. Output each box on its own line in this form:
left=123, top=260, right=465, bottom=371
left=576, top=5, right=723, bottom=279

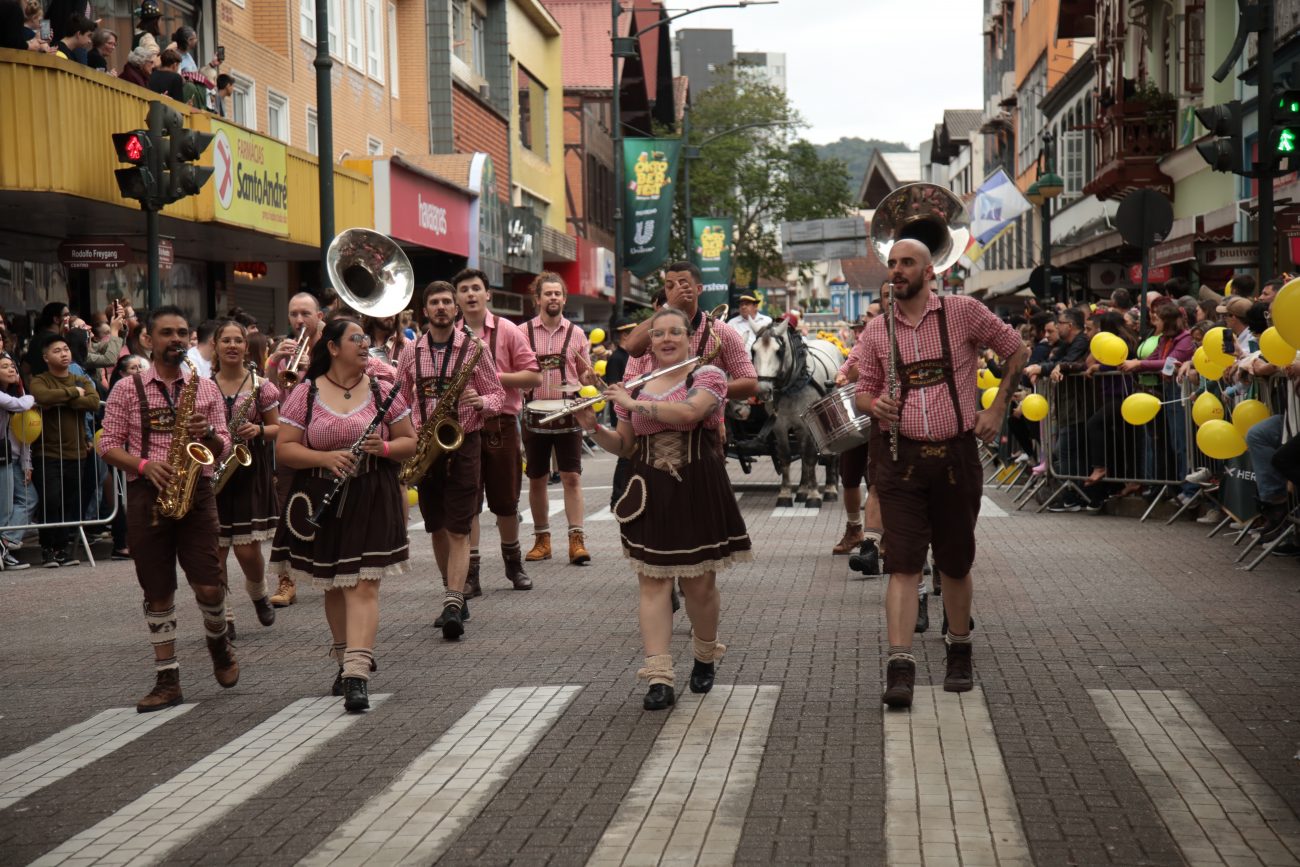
left=524, top=316, right=590, bottom=401
left=624, top=311, right=756, bottom=385
left=395, top=328, right=505, bottom=434
left=99, top=367, right=233, bottom=481
left=466, top=312, right=539, bottom=417
left=854, top=293, right=1022, bottom=442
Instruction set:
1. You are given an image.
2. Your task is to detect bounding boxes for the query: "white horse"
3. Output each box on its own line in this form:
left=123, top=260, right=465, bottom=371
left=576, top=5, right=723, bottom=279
left=748, top=321, right=842, bottom=507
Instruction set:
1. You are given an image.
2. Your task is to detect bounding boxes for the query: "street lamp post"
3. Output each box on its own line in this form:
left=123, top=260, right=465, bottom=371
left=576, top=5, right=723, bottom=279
left=609, top=0, right=777, bottom=326
left=314, top=0, right=335, bottom=284
left=1025, top=128, right=1063, bottom=307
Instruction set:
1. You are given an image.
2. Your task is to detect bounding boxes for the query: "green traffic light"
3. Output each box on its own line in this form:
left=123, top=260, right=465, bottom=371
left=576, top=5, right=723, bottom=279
left=1280, top=129, right=1297, bottom=153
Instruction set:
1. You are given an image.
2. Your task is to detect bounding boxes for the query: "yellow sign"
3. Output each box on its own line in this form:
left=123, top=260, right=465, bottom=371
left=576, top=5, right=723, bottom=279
left=209, top=120, right=289, bottom=236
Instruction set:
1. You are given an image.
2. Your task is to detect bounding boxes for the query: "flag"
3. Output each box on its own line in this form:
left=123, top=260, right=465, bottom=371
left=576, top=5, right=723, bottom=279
left=971, top=169, right=1032, bottom=245
left=623, top=138, right=682, bottom=278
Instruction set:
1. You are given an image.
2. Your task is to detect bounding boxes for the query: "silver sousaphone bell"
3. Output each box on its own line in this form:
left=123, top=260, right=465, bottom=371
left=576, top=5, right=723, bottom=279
left=869, top=182, right=971, bottom=276
left=326, top=228, right=416, bottom=319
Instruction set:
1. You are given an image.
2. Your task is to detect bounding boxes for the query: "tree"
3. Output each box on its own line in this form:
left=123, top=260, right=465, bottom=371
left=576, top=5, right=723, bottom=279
left=675, top=65, right=857, bottom=288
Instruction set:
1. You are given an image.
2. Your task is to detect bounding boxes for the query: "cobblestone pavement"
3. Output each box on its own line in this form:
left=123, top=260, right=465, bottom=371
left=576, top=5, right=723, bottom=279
left=2, top=453, right=1298, bottom=866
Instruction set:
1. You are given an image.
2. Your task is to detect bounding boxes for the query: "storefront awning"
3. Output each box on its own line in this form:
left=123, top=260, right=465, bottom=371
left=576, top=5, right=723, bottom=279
left=1052, top=230, right=1124, bottom=267
left=963, top=267, right=1029, bottom=296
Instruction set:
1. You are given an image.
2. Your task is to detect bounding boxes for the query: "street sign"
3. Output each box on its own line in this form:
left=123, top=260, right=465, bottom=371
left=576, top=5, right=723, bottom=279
left=1116, top=190, right=1174, bottom=249
left=58, top=242, right=130, bottom=270
left=159, top=239, right=174, bottom=270
left=781, top=218, right=868, bottom=263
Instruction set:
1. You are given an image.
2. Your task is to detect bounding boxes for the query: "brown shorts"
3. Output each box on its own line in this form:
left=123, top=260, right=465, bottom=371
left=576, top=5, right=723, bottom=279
left=839, top=440, right=870, bottom=488
left=523, top=428, right=583, bottom=478
left=418, top=431, right=481, bottom=535
left=872, top=429, right=982, bottom=578
left=127, top=477, right=223, bottom=602
left=478, top=415, right=522, bottom=517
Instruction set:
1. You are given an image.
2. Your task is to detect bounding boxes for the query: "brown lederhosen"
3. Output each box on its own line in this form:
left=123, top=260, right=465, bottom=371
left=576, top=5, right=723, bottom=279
left=413, top=333, right=481, bottom=534
left=126, top=374, right=222, bottom=600
left=473, top=323, right=523, bottom=516
left=873, top=298, right=982, bottom=577
left=524, top=321, right=582, bottom=477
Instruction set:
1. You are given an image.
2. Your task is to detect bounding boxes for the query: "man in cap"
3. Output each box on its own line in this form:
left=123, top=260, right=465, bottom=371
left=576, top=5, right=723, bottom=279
left=727, top=294, right=772, bottom=353
left=133, top=1, right=162, bottom=50
left=1218, top=295, right=1256, bottom=357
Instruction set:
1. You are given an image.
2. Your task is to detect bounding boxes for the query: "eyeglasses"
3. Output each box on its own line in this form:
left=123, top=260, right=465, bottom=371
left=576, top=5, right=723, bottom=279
left=649, top=327, right=688, bottom=339
left=345, top=333, right=372, bottom=346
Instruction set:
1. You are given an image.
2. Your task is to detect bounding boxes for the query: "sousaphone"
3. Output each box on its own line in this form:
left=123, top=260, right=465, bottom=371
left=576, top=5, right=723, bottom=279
left=326, top=228, right=416, bottom=319
left=869, top=183, right=971, bottom=275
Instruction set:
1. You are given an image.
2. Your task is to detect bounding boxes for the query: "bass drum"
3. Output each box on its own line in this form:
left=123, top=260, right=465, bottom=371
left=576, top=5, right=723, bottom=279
left=807, top=384, right=871, bottom=455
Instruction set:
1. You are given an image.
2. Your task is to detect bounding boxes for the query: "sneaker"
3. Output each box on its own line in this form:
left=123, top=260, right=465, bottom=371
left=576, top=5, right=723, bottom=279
left=1196, top=509, right=1225, bottom=524
left=111, top=549, right=132, bottom=561
left=1185, top=467, right=1213, bottom=485
left=1084, top=500, right=1105, bottom=513
left=41, top=549, right=59, bottom=568
left=1047, top=501, right=1082, bottom=513
left=1270, top=541, right=1300, bottom=556
left=2, top=552, right=28, bottom=570
left=54, top=550, right=79, bottom=567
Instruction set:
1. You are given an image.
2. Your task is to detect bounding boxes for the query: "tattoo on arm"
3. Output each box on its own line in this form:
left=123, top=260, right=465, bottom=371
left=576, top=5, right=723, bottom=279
left=650, top=402, right=659, bottom=420
left=634, top=403, right=651, bottom=418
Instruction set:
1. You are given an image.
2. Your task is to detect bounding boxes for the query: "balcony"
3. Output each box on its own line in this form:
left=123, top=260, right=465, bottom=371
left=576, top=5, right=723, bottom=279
left=1083, top=101, right=1176, bottom=201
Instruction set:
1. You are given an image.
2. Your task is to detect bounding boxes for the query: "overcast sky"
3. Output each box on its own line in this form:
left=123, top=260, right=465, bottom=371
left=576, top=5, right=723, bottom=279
left=671, top=0, right=986, bottom=148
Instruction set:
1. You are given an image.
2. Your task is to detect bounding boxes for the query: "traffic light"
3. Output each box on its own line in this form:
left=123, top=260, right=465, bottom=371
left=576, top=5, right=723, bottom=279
left=1274, top=89, right=1300, bottom=170
left=114, top=102, right=214, bottom=209
left=111, top=130, right=155, bottom=202
left=1194, top=100, right=1243, bottom=174
left=161, top=107, right=214, bottom=204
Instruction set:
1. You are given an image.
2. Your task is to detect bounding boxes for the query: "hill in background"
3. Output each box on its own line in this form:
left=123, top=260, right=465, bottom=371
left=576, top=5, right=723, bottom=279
left=812, top=137, right=913, bottom=194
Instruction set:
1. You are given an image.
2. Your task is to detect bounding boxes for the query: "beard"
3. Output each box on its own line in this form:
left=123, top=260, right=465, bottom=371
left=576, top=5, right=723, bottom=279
left=892, top=275, right=925, bottom=301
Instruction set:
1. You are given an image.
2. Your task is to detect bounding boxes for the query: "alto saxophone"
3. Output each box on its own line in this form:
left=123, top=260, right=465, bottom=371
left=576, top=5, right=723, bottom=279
left=398, top=330, right=484, bottom=486
left=154, top=357, right=216, bottom=522
left=212, top=365, right=259, bottom=496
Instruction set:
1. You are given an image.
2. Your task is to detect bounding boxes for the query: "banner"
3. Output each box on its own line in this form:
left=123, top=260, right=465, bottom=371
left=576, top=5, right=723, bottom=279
left=209, top=119, right=289, bottom=236
left=691, top=216, right=733, bottom=312
left=971, top=168, right=1031, bottom=245
left=623, top=138, right=681, bottom=277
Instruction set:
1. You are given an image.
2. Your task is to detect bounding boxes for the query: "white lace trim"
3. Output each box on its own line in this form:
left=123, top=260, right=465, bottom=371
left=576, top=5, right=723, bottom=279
left=219, top=527, right=277, bottom=547
left=275, top=560, right=410, bottom=590
left=623, top=548, right=753, bottom=579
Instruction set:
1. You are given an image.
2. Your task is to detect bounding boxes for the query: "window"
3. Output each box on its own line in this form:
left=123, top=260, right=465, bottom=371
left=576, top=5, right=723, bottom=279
left=367, top=137, right=383, bottom=155
left=1185, top=2, right=1205, bottom=93
left=384, top=2, right=395, bottom=96
left=472, top=8, right=486, bottom=77
left=328, top=0, right=341, bottom=57
left=300, top=0, right=315, bottom=40
left=346, top=0, right=363, bottom=68
left=452, top=0, right=468, bottom=62
left=306, top=107, right=319, bottom=156
left=517, top=64, right=548, bottom=158
left=267, top=91, right=288, bottom=142
left=231, top=75, right=254, bottom=129
left=1062, top=129, right=1085, bottom=200
left=366, top=0, right=384, bottom=81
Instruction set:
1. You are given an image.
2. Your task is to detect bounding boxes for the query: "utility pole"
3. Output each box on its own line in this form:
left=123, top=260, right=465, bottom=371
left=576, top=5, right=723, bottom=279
left=315, top=0, right=335, bottom=283
left=1258, top=3, right=1276, bottom=281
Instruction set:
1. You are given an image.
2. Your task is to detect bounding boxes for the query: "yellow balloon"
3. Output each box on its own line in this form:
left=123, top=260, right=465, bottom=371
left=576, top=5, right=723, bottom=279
left=94, top=428, right=103, bottom=447
left=1197, top=419, right=1247, bottom=460
left=980, top=387, right=998, bottom=409
left=1273, top=277, right=1300, bottom=348
left=1259, top=326, right=1297, bottom=367
left=593, top=359, right=608, bottom=376
left=10, top=409, right=40, bottom=445
left=1020, top=393, right=1048, bottom=422
left=591, top=400, right=607, bottom=413
left=1231, top=399, right=1270, bottom=437
left=976, top=368, right=1000, bottom=390
left=1192, top=391, right=1225, bottom=427
left=578, top=384, right=600, bottom=399
left=1192, top=347, right=1226, bottom=381
left=1121, top=392, right=1161, bottom=425
left=1090, top=332, right=1128, bottom=366
left=589, top=327, right=606, bottom=345
left=406, top=487, right=419, bottom=507
left=1202, top=327, right=1234, bottom=366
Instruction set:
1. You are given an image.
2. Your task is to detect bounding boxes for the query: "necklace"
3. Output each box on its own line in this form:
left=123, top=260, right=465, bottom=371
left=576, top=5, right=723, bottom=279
left=324, top=372, right=365, bottom=399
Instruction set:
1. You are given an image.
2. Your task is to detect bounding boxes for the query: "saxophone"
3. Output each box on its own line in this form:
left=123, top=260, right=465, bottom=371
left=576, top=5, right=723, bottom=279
left=154, top=356, right=217, bottom=521
left=398, top=330, right=484, bottom=486
left=211, top=365, right=259, bottom=496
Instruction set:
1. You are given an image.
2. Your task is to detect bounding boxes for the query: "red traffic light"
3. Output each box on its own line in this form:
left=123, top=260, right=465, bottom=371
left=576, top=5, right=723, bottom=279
left=124, top=134, right=143, bottom=161
left=112, top=130, right=150, bottom=165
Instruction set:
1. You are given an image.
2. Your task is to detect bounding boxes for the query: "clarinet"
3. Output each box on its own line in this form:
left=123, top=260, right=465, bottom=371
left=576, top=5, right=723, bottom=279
left=308, top=381, right=403, bottom=527
left=885, top=291, right=899, bottom=462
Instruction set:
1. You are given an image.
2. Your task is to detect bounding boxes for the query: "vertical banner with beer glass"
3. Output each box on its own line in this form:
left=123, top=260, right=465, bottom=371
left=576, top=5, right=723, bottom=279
left=622, top=138, right=682, bottom=277
left=691, top=216, right=734, bottom=313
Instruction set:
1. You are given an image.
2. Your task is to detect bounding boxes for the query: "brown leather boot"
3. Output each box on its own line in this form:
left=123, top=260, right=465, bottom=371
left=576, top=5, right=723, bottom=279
left=505, top=549, right=532, bottom=590
left=568, top=530, right=591, bottom=565
left=465, top=558, right=482, bottom=599
left=525, top=532, right=551, bottom=562
left=832, top=522, right=865, bottom=555
left=269, top=576, right=296, bottom=607
left=136, top=668, right=183, bottom=713
left=206, top=634, right=240, bottom=688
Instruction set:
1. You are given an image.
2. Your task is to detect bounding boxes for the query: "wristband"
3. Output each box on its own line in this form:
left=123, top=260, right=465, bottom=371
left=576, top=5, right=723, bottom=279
left=382, top=440, right=390, bottom=458
left=137, top=458, right=149, bottom=475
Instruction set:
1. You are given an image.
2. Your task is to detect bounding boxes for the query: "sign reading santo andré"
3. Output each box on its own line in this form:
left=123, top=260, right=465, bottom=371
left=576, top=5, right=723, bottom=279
left=210, top=119, right=289, bottom=237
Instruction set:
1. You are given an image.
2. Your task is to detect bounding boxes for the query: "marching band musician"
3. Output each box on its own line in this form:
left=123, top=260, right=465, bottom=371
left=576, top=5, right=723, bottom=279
left=453, top=268, right=542, bottom=594
left=575, top=307, right=751, bottom=711
left=269, top=318, right=417, bottom=712
left=211, top=319, right=281, bottom=640
left=98, top=306, right=237, bottom=713
left=522, top=272, right=595, bottom=567
left=854, top=240, right=1026, bottom=710
left=396, top=281, right=505, bottom=640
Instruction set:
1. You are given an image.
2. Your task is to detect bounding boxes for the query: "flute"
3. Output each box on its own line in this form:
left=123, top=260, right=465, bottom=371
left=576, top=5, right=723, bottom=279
left=886, top=289, right=899, bottom=462
left=538, top=356, right=701, bottom=424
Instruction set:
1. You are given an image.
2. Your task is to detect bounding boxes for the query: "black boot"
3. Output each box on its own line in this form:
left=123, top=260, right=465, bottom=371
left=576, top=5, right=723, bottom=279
left=440, top=604, right=464, bottom=640
left=253, top=596, right=276, bottom=627
left=643, top=684, right=675, bottom=711
left=689, top=661, right=715, bottom=694
left=342, top=677, right=369, bottom=712
left=331, top=667, right=344, bottom=696
left=915, top=593, right=929, bottom=633
left=465, top=558, right=482, bottom=599
left=434, top=596, right=467, bottom=625
left=849, top=539, right=881, bottom=576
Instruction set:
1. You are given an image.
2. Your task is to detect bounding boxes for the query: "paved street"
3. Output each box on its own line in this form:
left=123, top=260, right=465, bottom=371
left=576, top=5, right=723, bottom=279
left=2, top=453, right=1299, bottom=866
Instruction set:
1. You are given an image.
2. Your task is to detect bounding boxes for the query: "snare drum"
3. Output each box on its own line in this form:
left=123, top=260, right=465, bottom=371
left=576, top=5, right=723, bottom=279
left=524, top=399, right=580, bottom=435
left=807, top=384, right=871, bottom=455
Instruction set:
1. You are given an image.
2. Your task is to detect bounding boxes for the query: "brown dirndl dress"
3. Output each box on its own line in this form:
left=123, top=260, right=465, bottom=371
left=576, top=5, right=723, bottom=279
left=613, top=426, right=751, bottom=579
left=217, top=436, right=278, bottom=547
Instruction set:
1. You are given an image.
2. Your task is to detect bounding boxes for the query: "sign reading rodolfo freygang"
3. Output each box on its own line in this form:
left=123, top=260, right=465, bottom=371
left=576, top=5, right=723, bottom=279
left=622, top=138, right=681, bottom=278
left=210, top=120, right=289, bottom=236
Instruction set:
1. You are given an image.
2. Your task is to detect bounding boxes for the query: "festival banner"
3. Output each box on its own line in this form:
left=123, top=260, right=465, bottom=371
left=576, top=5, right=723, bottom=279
left=691, top=216, right=733, bottom=313
left=622, top=138, right=682, bottom=277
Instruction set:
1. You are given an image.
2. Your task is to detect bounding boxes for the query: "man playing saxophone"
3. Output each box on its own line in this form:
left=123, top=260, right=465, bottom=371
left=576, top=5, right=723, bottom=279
left=98, top=306, right=237, bottom=713
left=395, top=281, right=504, bottom=640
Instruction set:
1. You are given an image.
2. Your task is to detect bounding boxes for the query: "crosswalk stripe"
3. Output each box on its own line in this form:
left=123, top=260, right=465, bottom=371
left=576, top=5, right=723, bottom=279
left=590, top=505, right=615, bottom=522
left=31, top=695, right=388, bottom=867
left=770, top=506, right=819, bottom=518
left=884, top=686, right=1032, bottom=867
left=586, top=685, right=779, bottom=866
left=520, top=500, right=567, bottom=526
left=300, top=685, right=581, bottom=866
left=0, top=706, right=194, bottom=810
left=1091, top=689, right=1300, bottom=867
left=980, top=496, right=1008, bottom=518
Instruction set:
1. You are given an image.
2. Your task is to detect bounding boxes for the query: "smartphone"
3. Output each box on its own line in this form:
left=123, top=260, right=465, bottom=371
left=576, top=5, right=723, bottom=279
left=39, top=18, right=51, bottom=41
left=216, top=45, right=225, bottom=62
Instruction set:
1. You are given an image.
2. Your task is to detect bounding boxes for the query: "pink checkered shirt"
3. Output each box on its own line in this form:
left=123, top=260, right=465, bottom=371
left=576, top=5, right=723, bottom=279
left=624, top=311, right=756, bottom=385
left=465, top=312, right=539, bottom=417
left=524, top=316, right=590, bottom=401
left=99, top=367, right=233, bottom=481
left=854, top=294, right=1022, bottom=442
left=395, top=328, right=505, bottom=434
left=615, top=365, right=728, bottom=434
